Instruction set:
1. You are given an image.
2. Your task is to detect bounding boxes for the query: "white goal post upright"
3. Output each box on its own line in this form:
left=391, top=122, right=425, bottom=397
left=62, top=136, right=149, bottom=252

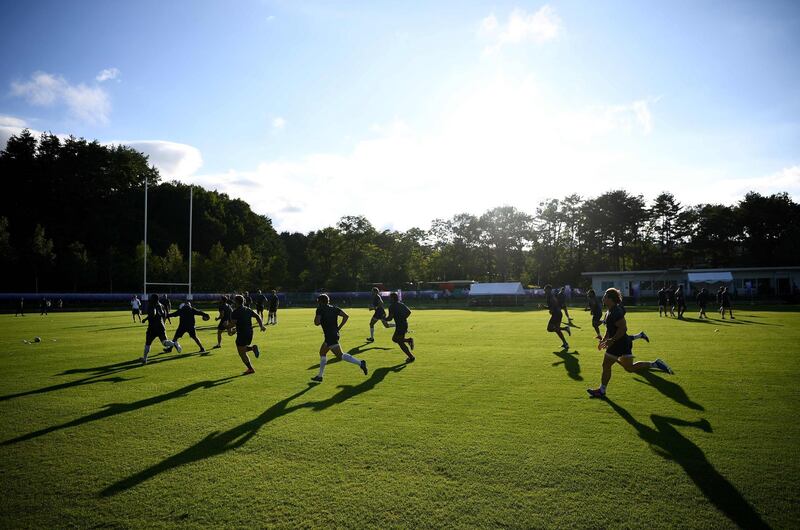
left=143, top=176, right=193, bottom=300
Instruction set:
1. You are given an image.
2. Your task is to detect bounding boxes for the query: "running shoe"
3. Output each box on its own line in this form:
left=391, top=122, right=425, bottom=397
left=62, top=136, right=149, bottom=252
left=654, top=358, right=673, bottom=374
left=252, top=345, right=260, bottom=358
left=365, top=337, right=375, bottom=343
left=587, top=388, right=606, bottom=399
left=243, top=367, right=256, bottom=375
left=360, top=360, right=369, bottom=376
left=311, top=375, right=323, bottom=383
left=562, top=342, right=569, bottom=351
left=408, top=338, right=415, bottom=351
left=641, top=331, right=650, bottom=343
left=406, top=355, right=416, bottom=363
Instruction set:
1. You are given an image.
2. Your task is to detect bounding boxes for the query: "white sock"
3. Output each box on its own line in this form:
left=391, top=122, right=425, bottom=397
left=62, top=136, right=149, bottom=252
left=143, top=345, right=150, bottom=361
left=600, top=384, right=607, bottom=392
left=318, top=356, right=327, bottom=377
left=387, top=323, right=395, bottom=328
left=369, top=326, right=375, bottom=339
left=342, top=353, right=361, bottom=366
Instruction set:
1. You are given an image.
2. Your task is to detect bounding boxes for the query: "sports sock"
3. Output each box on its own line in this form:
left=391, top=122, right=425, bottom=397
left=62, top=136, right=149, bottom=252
left=387, top=322, right=395, bottom=328
left=341, top=353, right=361, bottom=366
left=600, top=384, right=607, bottom=393
left=369, top=326, right=375, bottom=339
left=142, top=345, right=150, bottom=362
left=318, top=356, right=327, bottom=377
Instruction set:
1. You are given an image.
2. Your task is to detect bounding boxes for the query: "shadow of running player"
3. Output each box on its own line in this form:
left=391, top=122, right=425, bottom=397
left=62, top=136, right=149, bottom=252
left=100, top=363, right=408, bottom=497
left=633, top=371, right=704, bottom=411
left=605, top=398, right=770, bottom=529
left=552, top=350, right=582, bottom=381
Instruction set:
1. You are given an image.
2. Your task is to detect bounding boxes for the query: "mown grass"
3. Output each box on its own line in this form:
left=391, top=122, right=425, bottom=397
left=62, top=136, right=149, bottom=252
left=0, top=306, right=798, bottom=528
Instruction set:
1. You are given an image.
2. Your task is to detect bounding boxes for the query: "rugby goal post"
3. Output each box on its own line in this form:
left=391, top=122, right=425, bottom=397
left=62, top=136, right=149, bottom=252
left=143, top=177, right=193, bottom=300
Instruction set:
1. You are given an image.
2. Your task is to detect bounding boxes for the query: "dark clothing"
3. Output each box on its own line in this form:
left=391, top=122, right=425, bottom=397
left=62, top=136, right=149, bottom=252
left=696, top=292, right=708, bottom=308
left=546, top=293, right=561, bottom=315
left=267, top=294, right=279, bottom=311
left=604, top=304, right=631, bottom=356
left=675, top=290, right=686, bottom=309
left=371, top=293, right=386, bottom=320
left=721, top=292, right=731, bottom=308
left=244, top=295, right=252, bottom=307
left=666, top=291, right=675, bottom=305
left=231, top=306, right=259, bottom=346
left=587, top=296, right=602, bottom=325
left=657, top=290, right=667, bottom=306
left=255, top=293, right=266, bottom=311
left=145, top=328, right=168, bottom=346
left=169, top=304, right=208, bottom=329
left=557, top=291, right=567, bottom=307
left=161, top=297, right=171, bottom=311
left=387, top=301, right=411, bottom=326
left=146, top=303, right=167, bottom=333
left=716, top=291, right=723, bottom=305
left=316, top=304, right=342, bottom=346
left=217, top=303, right=232, bottom=330
left=547, top=311, right=563, bottom=332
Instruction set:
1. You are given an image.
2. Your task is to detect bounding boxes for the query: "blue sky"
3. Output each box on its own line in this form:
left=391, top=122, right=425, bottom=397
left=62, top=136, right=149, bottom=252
left=1, top=0, right=798, bottom=232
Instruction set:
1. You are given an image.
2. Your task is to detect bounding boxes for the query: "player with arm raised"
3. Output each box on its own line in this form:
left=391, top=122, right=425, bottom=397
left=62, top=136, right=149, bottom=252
left=311, top=294, right=368, bottom=383
left=163, top=300, right=211, bottom=354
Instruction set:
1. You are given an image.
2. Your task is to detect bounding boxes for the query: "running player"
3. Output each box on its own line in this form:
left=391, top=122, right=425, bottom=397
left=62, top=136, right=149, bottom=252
left=587, top=288, right=672, bottom=398
left=311, top=294, right=368, bottom=383
left=586, top=289, right=603, bottom=339
left=721, top=286, right=734, bottom=319
left=254, top=289, right=266, bottom=320
left=243, top=291, right=252, bottom=308
left=558, top=287, right=572, bottom=323
left=385, top=292, right=415, bottom=362
left=227, top=294, right=266, bottom=375
left=696, top=287, right=709, bottom=319
left=161, top=294, right=172, bottom=324
left=544, top=285, right=571, bottom=350
left=139, top=294, right=175, bottom=365
left=15, top=297, right=24, bottom=317
left=163, top=300, right=211, bottom=354
left=675, top=285, right=687, bottom=319
left=366, top=287, right=394, bottom=342
left=267, top=289, right=279, bottom=325
left=131, top=295, right=142, bottom=322
left=657, top=287, right=667, bottom=317
left=716, top=286, right=724, bottom=316
left=213, top=296, right=233, bottom=349
left=666, top=286, right=676, bottom=317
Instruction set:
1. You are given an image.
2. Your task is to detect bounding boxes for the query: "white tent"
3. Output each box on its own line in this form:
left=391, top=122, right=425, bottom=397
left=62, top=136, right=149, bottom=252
left=469, top=282, right=526, bottom=296
left=688, top=272, right=733, bottom=283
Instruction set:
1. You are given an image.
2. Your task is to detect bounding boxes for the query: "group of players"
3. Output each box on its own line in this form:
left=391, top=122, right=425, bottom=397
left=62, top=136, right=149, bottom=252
left=657, top=285, right=735, bottom=320
left=133, top=286, right=415, bottom=383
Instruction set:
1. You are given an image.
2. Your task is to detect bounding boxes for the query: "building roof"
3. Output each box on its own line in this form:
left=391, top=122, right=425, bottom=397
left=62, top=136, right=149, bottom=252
left=582, top=266, right=800, bottom=276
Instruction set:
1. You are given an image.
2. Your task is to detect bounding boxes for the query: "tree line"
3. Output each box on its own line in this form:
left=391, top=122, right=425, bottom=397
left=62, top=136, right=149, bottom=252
left=1, top=130, right=798, bottom=294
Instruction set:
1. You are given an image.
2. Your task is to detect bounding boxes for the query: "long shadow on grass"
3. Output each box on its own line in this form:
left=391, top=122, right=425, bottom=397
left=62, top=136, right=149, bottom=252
left=606, top=399, right=770, bottom=529
left=2, top=377, right=237, bottom=445
left=101, top=363, right=408, bottom=497
left=0, top=352, right=201, bottom=402
left=552, top=350, right=582, bottom=381
left=307, top=343, right=392, bottom=370
left=633, top=372, right=704, bottom=411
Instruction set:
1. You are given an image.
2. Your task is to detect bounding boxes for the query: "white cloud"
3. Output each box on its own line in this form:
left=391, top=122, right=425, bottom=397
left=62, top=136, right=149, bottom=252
left=272, top=117, right=286, bottom=130
left=10, top=71, right=111, bottom=125
left=111, top=140, right=204, bottom=179
left=0, top=115, right=27, bottom=128
left=724, top=166, right=800, bottom=199
left=96, top=68, right=120, bottom=82
left=480, top=6, right=562, bottom=55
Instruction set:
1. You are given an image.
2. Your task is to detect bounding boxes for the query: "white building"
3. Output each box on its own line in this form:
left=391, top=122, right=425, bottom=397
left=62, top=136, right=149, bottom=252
left=581, top=266, right=800, bottom=299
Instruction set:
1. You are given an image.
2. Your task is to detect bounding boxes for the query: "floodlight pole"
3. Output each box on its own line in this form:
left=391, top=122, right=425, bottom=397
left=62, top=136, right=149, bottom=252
left=143, top=176, right=148, bottom=300
left=188, top=185, right=193, bottom=297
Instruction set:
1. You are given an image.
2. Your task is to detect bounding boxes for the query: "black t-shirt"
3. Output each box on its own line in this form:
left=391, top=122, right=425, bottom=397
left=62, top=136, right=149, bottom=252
left=604, top=304, right=625, bottom=338
left=372, top=294, right=384, bottom=309
left=697, top=292, right=707, bottom=304
left=147, top=303, right=167, bottom=332
left=316, top=304, right=342, bottom=335
left=547, top=293, right=561, bottom=315
left=658, top=290, right=667, bottom=304
left=722, top=291, right=731, bottom=304
left=219, top=303, right=232, bottom=322
left=666, top=290, right=675, bottom=303
left=387, top=301, right=411, bottom=325
left=267, top=294, right=279, bottom=308
left=675, top=290, right=685, bottom=302
left=587, top=296, right=601, bottom=316
left=231, top=306, right=257, bottom=334
left=172, top=305, right=206, bottom=328
left=557, top=291, right=567, bottom=307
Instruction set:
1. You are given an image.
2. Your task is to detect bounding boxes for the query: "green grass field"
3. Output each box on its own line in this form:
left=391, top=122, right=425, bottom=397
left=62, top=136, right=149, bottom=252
left=1, top=306, right=798, bottom=528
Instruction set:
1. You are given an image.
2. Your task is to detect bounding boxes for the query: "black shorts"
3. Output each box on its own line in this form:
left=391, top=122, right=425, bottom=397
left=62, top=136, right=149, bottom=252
left=145, top=328, right=167, bottom=346
left=268, top=305, right=278, bottom=313
left=132, top=309, right=140, bottom=315
left=547, top=312, right=563, bottom=332
left=393, top=323, right=408, bottom=340
left=372, top=308, right=386, bottom=321
left=606, top=336, right=633, bottom=357
left=217, top=320, right=229, bottom=331
left=722, top=302, right=731, bottom=308
left=174, top=326, right=197, bottom=340
left=698, top=303, right=707, bottom=309
left=236, top=330, right=253, bottom=347
left=256, top=304, right=264, bottom=312
left=323, top=332, right=340, bottom=347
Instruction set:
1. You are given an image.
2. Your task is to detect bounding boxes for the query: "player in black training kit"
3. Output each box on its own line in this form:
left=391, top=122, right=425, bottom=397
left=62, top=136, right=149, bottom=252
left=657, top=287, right=667, bottom=317
left=586, top=289, right=603, bottom=339
left=675, top=285, right=687, bottom=319
left=214, top=296, right=233, bottom=349
left=161, top=294, right=172, bottom=324
left=163, top=300, right=211, bottom=354
left=587, top=288, right=672, bottom=398
left=666, top=286, right=676, bottom=317
left=366, top=287, right=394, bottom=342
left=720, top=286, right=734, bottom=319
left=544, top=285, right=571, bottom=350
left=139, top=294, right=175, bottom=365
left=15, top=297, right=24, bottom=317
left=696, top=287, right=709, bottom=319
left=386, top=292, right=415, bottom=362
left=267, top=289, right=279, bottom=325
left=227, top=294, right=266, bottom=375
left=254, top=289, right=266, bottom=320
left=311, top=294, right=368, bottom=383
left=558, top=288, right=572, bottom=323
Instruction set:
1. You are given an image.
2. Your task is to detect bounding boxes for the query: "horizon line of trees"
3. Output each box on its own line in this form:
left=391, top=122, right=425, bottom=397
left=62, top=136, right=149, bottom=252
left=1, top=129, right=799, bottom=294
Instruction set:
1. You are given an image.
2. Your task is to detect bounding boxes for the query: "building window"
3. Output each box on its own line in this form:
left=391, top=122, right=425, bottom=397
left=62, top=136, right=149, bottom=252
left=601, top=281, right=615, bottom=291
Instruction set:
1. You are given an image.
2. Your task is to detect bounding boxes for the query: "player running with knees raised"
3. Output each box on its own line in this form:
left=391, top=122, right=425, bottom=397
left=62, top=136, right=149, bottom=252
left=139, top=293, right=175, bottom=365
left=163, top=300, right=211, bottom=354
left=227, top=294, right=266, bottom=375
left=386, top=291, right=415, bottom=363
left=587, top=288, right=671, bottom=399
left=544, top=284, right=570, bottom=350
left=311, top=294, right=368, bottom=383
left=366, top=287, right=394, bottom=342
